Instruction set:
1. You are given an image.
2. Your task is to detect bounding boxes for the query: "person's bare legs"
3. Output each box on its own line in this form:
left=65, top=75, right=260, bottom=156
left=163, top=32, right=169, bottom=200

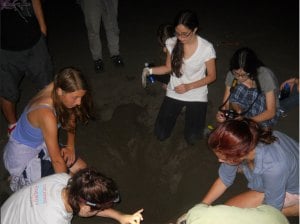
left=226, top=190, right=299, bottom=217
left=225, top=190, right=264, bottom=208
left=1, top=97, right=17, bottom=125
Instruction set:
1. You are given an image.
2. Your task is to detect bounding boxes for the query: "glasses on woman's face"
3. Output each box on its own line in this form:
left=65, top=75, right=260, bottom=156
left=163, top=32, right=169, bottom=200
left=232, top=70, right=250, bottom=79
left=175, top=30, right=192, bottom=38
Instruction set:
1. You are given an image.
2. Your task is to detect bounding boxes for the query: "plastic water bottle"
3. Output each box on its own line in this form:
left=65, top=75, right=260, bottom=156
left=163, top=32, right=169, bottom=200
left=279, top=83, right=290, bottom=100
left=145, top=62, right=155, bottom=84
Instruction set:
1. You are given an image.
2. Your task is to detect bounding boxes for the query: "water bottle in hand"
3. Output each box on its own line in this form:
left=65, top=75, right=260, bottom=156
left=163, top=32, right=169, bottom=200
left=145, top=62, right=155, bottom=84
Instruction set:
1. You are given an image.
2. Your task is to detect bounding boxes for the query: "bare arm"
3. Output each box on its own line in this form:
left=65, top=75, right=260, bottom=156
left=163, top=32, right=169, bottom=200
left=221, top=85, right=231, bottom=109
left=174, top=58, right=216, bottom=94
left=96, top=208, right=144, bottom=224
left=32, top=0, right=47, bottom=35
left=37, top=109, right=68, bottom=173
left=201, top=177, right=228, bottom=205
left=251, top=91, right=276, bottom=122
left=61, top=114, right=76, bottom=167
left=151, top=51, right=172, bottom=75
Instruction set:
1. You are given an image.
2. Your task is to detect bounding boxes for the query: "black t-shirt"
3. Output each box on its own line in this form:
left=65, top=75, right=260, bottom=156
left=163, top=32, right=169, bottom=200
left=1, top=0, right=41, bottom=51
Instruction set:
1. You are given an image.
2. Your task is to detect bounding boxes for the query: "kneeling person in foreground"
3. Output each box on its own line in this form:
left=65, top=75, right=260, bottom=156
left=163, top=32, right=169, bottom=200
left=1, top=167, right=144, bottom=224
left=202, top=118, right=299, bottom=216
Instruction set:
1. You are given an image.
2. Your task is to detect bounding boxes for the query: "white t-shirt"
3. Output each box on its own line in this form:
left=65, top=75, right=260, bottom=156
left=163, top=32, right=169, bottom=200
left=166, top=36, right=216, bottom=102
left=1, top=173, right=73, bottom=224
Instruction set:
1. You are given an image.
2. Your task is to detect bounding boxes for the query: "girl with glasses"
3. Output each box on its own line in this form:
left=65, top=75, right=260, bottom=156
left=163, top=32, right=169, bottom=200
left=216, top=47, right=280, bottom=130
left=142, top=9, right=216, bottom=145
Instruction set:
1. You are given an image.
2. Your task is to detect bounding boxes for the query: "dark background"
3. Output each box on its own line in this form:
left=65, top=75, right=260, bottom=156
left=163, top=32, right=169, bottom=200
left=0, top=0, right=299, bottom=223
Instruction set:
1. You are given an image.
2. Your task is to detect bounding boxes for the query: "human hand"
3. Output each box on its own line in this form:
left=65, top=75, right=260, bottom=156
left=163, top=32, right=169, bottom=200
left=60, top=146, right=75, bottom=167
left=280, top=77, right=299, bottom=92
left=174, top=84, right=188, bottom=94
left=142, top=68, right=151, bottom=88
left=119, top=209, right=144, bottom=224
left=162, top=83, right=168, bottom=90
left=216, top=111, right=226, bottom=123
left=176, top=212, right=187, bottom=224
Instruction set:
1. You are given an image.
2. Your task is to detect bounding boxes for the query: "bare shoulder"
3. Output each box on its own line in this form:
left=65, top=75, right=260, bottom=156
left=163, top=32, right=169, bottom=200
left=27, top=102, right=56, bottom=128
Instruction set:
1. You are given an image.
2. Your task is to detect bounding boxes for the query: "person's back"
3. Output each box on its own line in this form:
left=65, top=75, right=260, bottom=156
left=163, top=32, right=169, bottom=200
left=1, top=173, right=72, bottom=224
left=1, top=168, right=144, bottom=224
left=11, top=105, right=54, bottom=147
left=1, top=0, right=41, bottom=51
left=185, top=203, right=289, bottom=224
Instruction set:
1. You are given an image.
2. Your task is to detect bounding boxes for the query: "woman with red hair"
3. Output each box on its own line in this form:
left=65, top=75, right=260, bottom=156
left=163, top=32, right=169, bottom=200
left=202, top=118, right=299, bottom=216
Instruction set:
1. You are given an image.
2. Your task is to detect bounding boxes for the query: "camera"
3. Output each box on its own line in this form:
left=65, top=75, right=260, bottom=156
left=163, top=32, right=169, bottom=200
left=221, top=109, right=239, bottom=120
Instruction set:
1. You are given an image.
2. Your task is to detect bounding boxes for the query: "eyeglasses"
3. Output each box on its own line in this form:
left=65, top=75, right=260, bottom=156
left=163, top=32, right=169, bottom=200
left=174, top=30, right=192, bottom=38
left=232, top=71, right=250, bottom=79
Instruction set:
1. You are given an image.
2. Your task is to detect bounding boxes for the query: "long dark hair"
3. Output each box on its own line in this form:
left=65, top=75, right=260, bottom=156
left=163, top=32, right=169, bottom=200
left=157, top=23, right=174, bottom=49
left=67, top=168, right=119, bottom=215
left=229, top=47, right=264, bottom=91
left=171, top=10, right=199, bottom=77
left=208, top=118, right=276, bottom=162
left=52, top=67, right=94, bottom=132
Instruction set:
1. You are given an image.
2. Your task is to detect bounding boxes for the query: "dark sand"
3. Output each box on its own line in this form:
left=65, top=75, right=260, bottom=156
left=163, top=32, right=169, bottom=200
left=0, top=0, right=299, bottom=223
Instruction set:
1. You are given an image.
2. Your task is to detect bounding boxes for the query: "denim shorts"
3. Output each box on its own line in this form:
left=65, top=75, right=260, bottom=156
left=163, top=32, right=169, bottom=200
left=0, top=35, right=53, bottom=102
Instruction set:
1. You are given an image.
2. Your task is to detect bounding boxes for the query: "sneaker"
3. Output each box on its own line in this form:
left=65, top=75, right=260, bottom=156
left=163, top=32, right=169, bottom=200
left=94, top=59, right=104, bottom=72
left=7, top=123, right=17, bottom=137
left=111, top=55, right=124, bottom=67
